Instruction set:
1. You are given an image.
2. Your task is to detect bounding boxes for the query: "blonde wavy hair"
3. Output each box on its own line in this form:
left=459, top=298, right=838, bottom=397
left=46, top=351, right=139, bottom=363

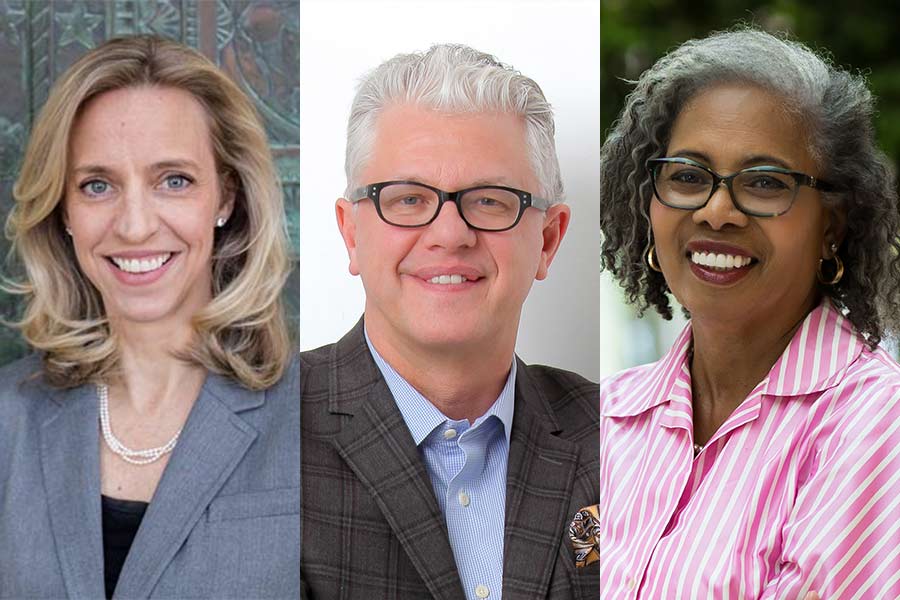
left=5, top=35, right=292, bottom=390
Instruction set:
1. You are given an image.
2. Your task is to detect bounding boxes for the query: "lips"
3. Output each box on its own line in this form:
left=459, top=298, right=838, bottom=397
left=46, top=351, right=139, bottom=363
left=690, top=251, right=752, bottom=270
left=109, top=252, right=172, bottom=274
left=429, top=274, right=468, bottom=285
left=104, top=251, right=178, bottom=285
left=410, top=266, right=484, bottom=286
left=685, top=241, right=756, bottom=285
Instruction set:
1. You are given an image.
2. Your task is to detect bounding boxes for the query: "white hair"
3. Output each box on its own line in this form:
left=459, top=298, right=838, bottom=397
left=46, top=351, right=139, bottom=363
left=344, top=43, right=564, bottom=201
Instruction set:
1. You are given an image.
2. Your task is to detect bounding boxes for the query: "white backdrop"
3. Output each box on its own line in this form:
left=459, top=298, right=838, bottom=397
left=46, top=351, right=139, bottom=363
left=299, top=0, right=601, bottom=381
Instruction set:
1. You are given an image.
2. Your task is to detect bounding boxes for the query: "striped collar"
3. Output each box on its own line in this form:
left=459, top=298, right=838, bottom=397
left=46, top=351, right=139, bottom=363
left=603, top=300, right=865, bottom=418
left=364, top=329, right=516, bottom=446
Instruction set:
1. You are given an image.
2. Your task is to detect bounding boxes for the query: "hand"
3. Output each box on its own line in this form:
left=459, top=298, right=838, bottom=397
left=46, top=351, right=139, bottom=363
left=804, top=592, right=820, bottom=600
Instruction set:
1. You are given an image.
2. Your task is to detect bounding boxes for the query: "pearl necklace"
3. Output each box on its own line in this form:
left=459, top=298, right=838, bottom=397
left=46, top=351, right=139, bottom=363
left=97, top=384, right=181, bottom=465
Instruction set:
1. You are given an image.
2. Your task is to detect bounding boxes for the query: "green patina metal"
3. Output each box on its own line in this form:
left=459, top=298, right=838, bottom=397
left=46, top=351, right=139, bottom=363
left=0, top=0, right=300, bottom=366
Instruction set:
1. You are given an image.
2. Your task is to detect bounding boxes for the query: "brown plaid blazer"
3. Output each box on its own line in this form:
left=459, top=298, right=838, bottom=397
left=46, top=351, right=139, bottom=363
left=300, top=320, right=600, bottom=599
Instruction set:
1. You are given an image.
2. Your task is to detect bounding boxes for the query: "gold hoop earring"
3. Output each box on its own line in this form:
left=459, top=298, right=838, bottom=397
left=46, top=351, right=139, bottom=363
left=817, top=254, right=844, bottom=285
left=646, top=244, right=662, bottom=273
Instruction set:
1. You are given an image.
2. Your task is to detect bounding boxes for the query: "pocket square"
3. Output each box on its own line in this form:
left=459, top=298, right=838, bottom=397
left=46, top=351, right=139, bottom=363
left=569, top=504, right=600, bottom=568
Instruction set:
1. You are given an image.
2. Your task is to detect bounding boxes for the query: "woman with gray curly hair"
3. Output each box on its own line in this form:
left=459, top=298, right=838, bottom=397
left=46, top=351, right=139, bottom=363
left=595, top=28, right=900, bottom=598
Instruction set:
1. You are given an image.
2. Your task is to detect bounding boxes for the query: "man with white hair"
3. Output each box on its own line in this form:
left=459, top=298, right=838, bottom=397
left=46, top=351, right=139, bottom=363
left=300, top=44, right=599, bottom=599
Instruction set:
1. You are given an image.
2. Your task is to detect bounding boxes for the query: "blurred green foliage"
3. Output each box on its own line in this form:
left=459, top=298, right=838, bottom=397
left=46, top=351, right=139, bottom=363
left=601, top=0, right=900, bottom=172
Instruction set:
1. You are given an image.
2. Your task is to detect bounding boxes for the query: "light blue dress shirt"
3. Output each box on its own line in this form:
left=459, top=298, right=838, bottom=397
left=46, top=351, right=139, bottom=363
left=365, top=332, right=516, bottom=600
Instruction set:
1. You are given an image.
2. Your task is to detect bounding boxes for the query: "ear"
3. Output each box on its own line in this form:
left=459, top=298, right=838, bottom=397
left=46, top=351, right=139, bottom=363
left=822, top=202, right=847, bottom=257
left=217, top=173, right=237, bottom=222
left=58, top=200, right=73, bottom=237
left=335, top=198, right=360, bottom=276
left=535, top=203, right=571, bottom=281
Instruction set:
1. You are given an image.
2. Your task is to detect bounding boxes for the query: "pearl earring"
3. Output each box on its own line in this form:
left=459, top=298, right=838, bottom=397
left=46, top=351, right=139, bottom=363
left=65, top=227, right=73, bottom=237
left=215, top=217, right=227, bottom=228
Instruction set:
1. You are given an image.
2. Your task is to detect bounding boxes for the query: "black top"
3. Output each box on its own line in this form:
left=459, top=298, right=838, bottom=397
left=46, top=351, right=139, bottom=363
left=101, top=495, right=148, bottom=599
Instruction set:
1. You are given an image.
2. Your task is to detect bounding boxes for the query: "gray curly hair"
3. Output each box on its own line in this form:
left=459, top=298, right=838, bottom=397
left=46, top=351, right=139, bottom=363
left=599, top=27, right=900, bottom=348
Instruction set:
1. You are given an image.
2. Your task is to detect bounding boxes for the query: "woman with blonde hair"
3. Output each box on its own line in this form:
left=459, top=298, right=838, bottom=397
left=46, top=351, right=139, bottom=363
left=0, top=35, right=298, bottom=597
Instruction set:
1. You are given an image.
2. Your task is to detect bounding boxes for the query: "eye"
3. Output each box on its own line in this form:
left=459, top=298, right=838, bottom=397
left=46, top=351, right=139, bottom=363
left=378, top=184, right=435, bottom=214
left=80, top=179, right=111, bottom=197
left=668, top=168, right=707, bottom=185
left=658, top=166, right=712, bottom=196
left=398, top=195, right=422, bottom=206
left=161, top=174, right=193, bottom=191
left=382, top=193, right=427, bottom=210
left=744, top=174, right=789, bottom=190
left=736, top=170, right=796, bottom=200
left=462, top=189, right=519, bottom=215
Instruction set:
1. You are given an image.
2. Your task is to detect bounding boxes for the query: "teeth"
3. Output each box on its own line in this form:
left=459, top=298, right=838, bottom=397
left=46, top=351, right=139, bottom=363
left=111, top=253, right=171, bottom=274
left=691, top=251, right=752, bottom=270
left=429, top=274, right=469, bottom=285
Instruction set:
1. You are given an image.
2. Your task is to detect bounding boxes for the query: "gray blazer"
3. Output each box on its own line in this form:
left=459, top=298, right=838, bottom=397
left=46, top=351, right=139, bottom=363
left=300, top=320, right=601, bottom=599
left=0, top=354, right=300, bottom=599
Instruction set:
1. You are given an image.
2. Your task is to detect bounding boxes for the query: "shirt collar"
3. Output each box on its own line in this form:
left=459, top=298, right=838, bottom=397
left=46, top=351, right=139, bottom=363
left=364, top=329, right=516, bottom=446
left=761, top=300, right=865, bottom=397
left=603, top=300, right=865, bottom=418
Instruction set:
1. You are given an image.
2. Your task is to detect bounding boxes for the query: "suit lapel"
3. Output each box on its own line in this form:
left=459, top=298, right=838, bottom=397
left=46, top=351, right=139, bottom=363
left=503, top=360, right=582, bottom=598
left=40, top=384, right=106, bottom=599
left=114, top=373, right=262, bottom=598
left=330, top=323, right=465, bottom=600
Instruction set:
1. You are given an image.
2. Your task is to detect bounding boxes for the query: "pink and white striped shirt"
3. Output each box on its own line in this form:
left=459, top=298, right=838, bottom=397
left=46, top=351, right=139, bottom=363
left=598, top=301, right=900, bottom=599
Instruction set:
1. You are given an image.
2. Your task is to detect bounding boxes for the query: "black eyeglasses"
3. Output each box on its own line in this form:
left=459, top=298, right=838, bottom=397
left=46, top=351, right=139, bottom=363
left=350, top=180, right=552, bottom=232
left=646, top=157, right=835, bottom=217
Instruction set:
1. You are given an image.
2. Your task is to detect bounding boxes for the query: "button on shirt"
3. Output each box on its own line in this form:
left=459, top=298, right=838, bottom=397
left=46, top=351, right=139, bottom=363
left=366, top=332, right=515, bottom=600
left=597, top=302, right=900, bottom=598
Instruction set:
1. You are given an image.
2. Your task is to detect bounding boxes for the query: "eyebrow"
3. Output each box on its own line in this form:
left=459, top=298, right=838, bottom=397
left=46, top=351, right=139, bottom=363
left=70, top=159, right=203, bottom=178
left=70, top=164, right=114, bottom=178
left=466, top=176, right=516, bottom=187
left=150, top=159, right=203, bottom=172
left=739, top=154, right=793, bottom=170
left=390, top=175, right=517, bottom=188
left=668, top=150, right=794, bottom=170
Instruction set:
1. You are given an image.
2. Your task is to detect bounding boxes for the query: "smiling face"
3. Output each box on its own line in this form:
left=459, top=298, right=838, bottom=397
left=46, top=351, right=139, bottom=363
left=64, top=85, right=233, bottom=332
left=337, top=103, right=569, bottom=356
left=650, top=83, right=842, bottom=328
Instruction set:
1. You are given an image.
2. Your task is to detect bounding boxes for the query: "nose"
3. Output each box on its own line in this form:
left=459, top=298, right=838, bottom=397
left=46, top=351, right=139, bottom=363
left=113, top=185, right=159, bottom=242
left=691, top=181, right=749, bottom=230
left=421, top=199, right=477, bottom=248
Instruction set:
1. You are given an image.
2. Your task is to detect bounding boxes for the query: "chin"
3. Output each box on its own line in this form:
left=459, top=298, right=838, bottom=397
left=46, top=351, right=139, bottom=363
left=406, top=321, right=486, bottom=350
left=105, top=299, right=186, bottom=326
